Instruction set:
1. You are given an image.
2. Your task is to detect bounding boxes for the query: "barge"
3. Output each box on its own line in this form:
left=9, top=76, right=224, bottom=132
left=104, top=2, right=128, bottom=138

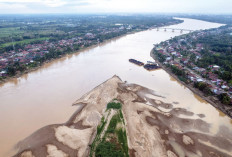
left=144, top=62, right=160, bottom=70
left=129, top=59, right=144, bottom=66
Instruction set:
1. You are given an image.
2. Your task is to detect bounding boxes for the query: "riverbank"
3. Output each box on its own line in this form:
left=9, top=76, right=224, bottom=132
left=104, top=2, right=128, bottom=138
left=0, top=33, right=132, bottom=86
left=14, top=76, right=232, bottom=157
left=0, top=20, right=182, bottom=86
left=151, top=50, right=232, bottom=118
left=1, top=18, right=227, bottom=157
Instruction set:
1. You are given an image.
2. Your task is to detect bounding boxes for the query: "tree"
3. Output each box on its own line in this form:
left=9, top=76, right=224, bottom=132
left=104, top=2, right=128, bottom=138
left=7, top=65, right=16, bottom=76
left=218, top=93, right=231, bottom=105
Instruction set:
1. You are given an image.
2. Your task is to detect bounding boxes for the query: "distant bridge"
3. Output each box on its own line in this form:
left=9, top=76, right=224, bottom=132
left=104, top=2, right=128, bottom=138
left=156, top=27, right=194, bottom=33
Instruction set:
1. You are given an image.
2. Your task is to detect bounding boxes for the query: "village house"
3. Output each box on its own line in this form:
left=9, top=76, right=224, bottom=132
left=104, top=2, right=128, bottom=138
left=195, top=68, right=206, bottom=73
left=181, top=58, right=189, bottom=64
left=210, top=86, right=221, bottom=95
left=85, top=33, right=95, bottom=39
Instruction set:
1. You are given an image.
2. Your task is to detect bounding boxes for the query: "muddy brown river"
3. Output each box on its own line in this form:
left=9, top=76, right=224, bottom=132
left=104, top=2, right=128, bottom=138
left=0, top=18, right=231, bottom=156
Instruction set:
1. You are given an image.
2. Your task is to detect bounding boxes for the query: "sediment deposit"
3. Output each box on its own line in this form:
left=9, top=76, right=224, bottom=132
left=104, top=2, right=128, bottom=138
left=14, top=76, right=232, bottom=157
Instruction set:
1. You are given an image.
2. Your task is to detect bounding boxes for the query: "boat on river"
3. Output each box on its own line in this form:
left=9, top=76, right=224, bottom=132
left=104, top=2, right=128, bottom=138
left=129, top=59, right=144, bottom=66
left=144, top=62, right=160, bottom=70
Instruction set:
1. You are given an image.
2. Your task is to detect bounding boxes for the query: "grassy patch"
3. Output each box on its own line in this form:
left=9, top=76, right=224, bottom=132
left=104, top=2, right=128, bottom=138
left=90, top=101, right=129, bottom=157
left=119, top=110, right=125, bottom=124
left=104, top=111, right=129, bottom=157
left=106, top=114, right=120, bottom=133
left=0, top=27, right=24, bottom=38
left=1, top=37, right=49, bottom=47
left=107, top=102, right=122, bottom=110
left=90, top=116, right=106, bottom=157
left=97, top=117, right=106, bottom=134
left=95, top=141, right=124, bottom=157
left=117, top=128, right=129, bottom=157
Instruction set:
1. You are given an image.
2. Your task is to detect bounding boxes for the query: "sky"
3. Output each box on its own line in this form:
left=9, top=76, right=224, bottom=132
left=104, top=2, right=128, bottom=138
left=0, top=0, right=231, bottom=14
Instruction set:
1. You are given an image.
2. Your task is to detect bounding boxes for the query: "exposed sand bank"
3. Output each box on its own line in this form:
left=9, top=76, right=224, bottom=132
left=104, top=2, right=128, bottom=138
left=14, top=76, right=232, bottom=157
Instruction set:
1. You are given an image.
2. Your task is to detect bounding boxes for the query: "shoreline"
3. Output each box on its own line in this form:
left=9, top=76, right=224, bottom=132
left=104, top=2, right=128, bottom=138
left=0, top=21, right=182, bottom=86
left=0, top=32, right=135, bottom=86
left=14, top=75, right=232, bottom=157
left=150, top=50, right=232, bottom=118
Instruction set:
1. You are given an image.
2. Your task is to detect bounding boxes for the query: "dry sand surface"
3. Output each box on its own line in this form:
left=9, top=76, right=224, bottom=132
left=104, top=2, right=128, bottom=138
left=14, top=76, right=232, bottom=157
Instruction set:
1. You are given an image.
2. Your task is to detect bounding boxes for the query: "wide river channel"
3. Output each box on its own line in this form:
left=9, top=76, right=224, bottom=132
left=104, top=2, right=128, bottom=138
left=0, top=18, right=231, bottom=156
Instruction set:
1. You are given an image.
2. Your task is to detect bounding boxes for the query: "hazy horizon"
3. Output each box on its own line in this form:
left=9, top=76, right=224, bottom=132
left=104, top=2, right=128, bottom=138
left=0, top=0, right=232, bottom=14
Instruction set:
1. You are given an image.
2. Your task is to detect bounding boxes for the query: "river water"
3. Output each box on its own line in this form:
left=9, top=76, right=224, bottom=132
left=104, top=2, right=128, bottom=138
left=0, top=18, right=230, bottom=156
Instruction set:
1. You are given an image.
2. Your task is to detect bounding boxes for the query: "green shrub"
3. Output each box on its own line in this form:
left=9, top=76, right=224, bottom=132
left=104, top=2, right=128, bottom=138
left=95, top=141, right=124, bottom=157
left=107, top=102, right=122, bottom=110
left=116, top=128, right=129, bottom=157
left=218, top=93, right=231, bottom=105
left=119, top=110, right=125, bottom=124
left=97, top=117, right=106, bottom=134
left=177, top=75, right=188, bottom=83
left=107, top=115, right=119, bottom=133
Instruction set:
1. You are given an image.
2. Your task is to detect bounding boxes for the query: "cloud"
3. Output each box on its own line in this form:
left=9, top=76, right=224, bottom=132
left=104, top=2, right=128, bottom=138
left=1, top=0, right=67, bottom=7
left=43, top=0, right=67, bottom=7
left=0, top=2, right=26, bottom=8
left=0, top=2, right=36, bottom=13
left=0, top=0, right=231, bottom=14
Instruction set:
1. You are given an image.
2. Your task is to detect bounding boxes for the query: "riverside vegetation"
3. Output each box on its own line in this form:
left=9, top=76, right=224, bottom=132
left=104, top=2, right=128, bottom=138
left=0, top=15, right=181, bottom=82
left=153, top=24, right=232, bottom=117
left=90, top=100, right=129, bottom=157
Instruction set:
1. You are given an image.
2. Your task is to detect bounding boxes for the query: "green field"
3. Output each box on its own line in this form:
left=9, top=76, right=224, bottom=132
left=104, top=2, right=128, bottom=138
left=0, top=27, right=24, bottom=38
left=0, top=37, right=49, bottom=47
